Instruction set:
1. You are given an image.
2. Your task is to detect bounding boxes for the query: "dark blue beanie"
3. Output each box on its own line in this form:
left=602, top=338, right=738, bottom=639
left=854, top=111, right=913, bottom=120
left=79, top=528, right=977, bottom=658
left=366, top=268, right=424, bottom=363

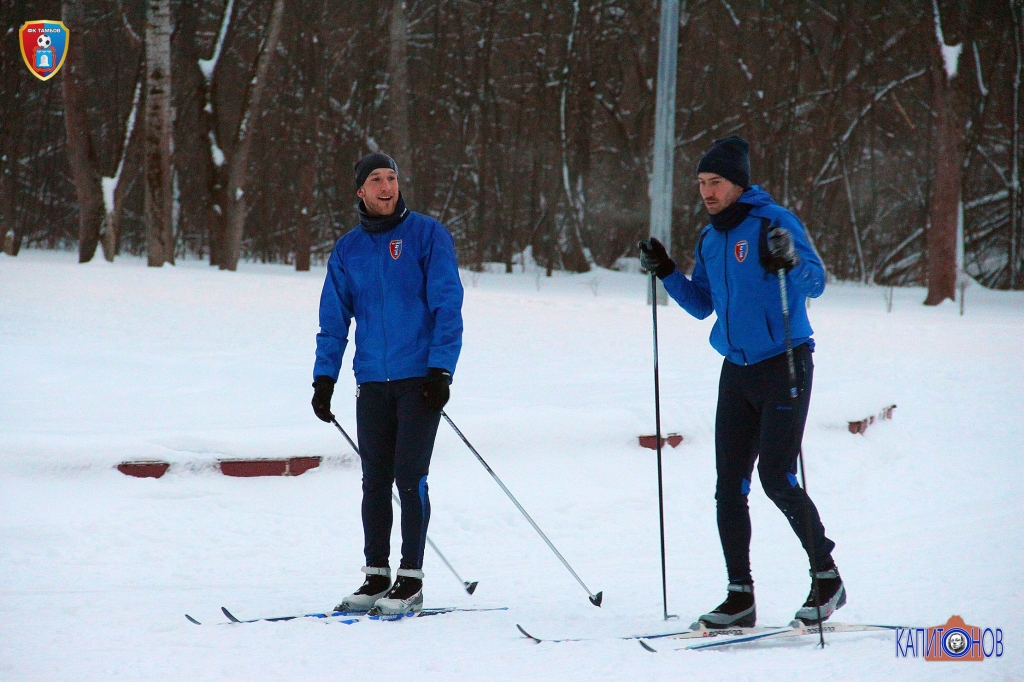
left=696, top=135, right=750, bottom=188
left=354, top=152, right=398, bottom=191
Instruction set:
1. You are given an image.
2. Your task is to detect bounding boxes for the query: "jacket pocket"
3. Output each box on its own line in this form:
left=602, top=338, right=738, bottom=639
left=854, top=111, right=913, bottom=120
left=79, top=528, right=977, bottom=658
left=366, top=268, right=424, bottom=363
left=764, top=312, right=776, bottom=342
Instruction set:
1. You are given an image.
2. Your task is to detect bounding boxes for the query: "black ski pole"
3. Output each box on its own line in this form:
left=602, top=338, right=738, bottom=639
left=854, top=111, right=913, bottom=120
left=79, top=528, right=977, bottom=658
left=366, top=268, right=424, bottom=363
left=440, top=411, right=603, bottom=607
left=777, top=268, right=825, bottom=648
left=650, top=272, right=675, bottom=621
left=330, top=418, right=478, bottom=595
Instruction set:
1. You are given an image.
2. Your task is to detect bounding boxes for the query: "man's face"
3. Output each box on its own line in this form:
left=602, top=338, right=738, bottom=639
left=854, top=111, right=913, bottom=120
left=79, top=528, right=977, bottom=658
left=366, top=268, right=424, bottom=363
left=357, top=168, right=399, bottom=217
left=698, top=173, right=744, bottom=215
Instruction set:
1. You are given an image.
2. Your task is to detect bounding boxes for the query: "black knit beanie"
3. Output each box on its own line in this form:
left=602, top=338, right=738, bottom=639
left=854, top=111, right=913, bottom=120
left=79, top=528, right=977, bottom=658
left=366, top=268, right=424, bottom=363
left=696, top=135, right=750, bottom=188
left=354, top=152, right=398, bottom=191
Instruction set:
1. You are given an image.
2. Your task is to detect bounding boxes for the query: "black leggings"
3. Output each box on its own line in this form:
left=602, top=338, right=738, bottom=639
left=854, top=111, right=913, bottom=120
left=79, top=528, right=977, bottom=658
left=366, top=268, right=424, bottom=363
left=356, top=377, right=441, bottom=571
left=714, top=344, right=835, bottom=584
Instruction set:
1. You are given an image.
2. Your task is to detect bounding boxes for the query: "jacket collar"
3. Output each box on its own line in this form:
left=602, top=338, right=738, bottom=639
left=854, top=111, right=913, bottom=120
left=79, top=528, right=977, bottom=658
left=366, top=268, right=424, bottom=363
left=358, top=193, right=409, bottom=234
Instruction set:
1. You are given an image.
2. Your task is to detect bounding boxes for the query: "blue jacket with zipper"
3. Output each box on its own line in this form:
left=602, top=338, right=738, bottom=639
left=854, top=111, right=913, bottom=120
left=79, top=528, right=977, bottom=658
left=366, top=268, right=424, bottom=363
left=314, top=212, right=464, bottom=384
left=662, top=185, right=825, bottom=366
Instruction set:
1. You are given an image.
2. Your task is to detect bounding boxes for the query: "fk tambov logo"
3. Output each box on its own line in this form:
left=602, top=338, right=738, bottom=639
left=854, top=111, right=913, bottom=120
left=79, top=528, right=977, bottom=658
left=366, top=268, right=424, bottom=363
left=19, top=21, right=70, bottom=81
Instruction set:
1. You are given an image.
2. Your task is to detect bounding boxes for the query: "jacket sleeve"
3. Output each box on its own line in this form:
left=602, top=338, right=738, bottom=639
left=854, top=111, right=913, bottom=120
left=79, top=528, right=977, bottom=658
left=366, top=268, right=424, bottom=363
left=661, top=238, right=714, bottom=320
left=424, top=223, right=464, bottom=373
left=313, top=242, right=354, bottom=380
left=779, top=211, right=826, bottom=299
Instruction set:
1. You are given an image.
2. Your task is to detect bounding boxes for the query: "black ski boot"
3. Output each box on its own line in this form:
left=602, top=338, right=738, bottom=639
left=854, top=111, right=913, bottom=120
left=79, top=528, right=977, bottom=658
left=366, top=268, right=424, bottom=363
left=368, top=568, right=424, bottom=619
left=697, top=583, right=756, bottom=629
left=335, top=566, right=391, bottom=613
left=794, top=566, right=846, bottom=624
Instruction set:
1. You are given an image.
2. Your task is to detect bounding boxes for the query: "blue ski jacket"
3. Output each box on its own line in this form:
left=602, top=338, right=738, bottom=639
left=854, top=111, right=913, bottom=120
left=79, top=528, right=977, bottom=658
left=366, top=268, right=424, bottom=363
left=314, top=211, right=464, bottom=384
left=662, top=185, right=825, bottom=366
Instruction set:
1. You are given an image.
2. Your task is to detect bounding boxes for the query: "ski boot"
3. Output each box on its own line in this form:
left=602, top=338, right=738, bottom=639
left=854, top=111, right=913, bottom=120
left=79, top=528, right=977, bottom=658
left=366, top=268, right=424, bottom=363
left=697, top=583, right=756, bottom=629
left=368, top=568, right=424, bottom=620
left=335, top=566, right=391, bottom=613
left=794, top=566, right=846, bottom=624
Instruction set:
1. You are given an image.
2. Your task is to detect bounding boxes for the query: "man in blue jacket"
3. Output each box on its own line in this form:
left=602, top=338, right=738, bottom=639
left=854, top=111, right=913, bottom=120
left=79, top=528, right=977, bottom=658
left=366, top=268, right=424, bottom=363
left=639, top=136, right=844, bottom=629
left=311, top=152, right=464, bottom=618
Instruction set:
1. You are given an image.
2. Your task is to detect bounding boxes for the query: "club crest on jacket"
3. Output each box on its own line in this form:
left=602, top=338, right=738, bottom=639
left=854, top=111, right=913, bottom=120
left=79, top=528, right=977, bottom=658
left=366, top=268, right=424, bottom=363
left=734, top=240, right=748, bottom=263
left=390, top=239, right=403, bottom=260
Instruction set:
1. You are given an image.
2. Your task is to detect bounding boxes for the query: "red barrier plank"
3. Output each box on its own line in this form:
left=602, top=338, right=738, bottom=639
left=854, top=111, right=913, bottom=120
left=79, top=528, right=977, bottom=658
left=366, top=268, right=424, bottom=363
left=117, top=461, right=170, bottom=478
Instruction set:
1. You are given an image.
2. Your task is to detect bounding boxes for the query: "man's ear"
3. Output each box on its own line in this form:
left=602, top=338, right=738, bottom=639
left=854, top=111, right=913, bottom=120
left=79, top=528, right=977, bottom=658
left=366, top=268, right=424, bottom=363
left=356, top=186, right=365, bottom=199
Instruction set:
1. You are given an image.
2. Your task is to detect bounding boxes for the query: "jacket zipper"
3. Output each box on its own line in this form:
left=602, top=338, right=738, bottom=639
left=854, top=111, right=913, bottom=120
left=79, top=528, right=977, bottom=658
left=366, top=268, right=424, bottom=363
left=723, top=233, right=734, bottom=354
left=378, top=236, right=390, bottom=380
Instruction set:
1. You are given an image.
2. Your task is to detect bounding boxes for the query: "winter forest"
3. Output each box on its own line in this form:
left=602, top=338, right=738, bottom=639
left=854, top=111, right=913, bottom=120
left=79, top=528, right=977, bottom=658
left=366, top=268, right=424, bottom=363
left=1, top=0, right=1022, bottom=295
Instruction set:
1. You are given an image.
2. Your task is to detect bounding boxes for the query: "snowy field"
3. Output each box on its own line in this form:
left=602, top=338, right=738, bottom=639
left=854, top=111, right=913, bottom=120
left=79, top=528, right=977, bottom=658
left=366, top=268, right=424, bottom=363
left=1, top=249, right=1022, bottom=681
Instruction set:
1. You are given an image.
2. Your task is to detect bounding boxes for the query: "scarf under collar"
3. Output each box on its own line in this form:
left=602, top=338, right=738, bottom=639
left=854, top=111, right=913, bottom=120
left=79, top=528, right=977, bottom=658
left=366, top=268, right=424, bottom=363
left=709, top=200, right=753, bottom=232
left=358, top=193, right=409, bottom=234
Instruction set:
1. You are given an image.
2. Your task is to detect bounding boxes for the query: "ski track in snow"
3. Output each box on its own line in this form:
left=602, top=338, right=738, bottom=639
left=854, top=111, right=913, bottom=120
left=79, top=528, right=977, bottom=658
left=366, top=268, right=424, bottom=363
left=1, top=250, right=1021, bottom=681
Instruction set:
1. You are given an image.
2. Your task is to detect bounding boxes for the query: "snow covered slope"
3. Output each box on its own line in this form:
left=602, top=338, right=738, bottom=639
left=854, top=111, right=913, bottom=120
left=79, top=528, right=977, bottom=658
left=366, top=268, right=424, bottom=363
left=1, top=250, right=1021, bottom=681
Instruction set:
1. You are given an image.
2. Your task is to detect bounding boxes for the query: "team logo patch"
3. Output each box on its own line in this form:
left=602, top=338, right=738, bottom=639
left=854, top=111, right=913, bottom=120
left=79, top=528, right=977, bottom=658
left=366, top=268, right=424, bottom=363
left=390, top=239, right=402, bottom=260
left=734, top=240, right=749, bottom=263
left=19, top=21, right=69, bottom=81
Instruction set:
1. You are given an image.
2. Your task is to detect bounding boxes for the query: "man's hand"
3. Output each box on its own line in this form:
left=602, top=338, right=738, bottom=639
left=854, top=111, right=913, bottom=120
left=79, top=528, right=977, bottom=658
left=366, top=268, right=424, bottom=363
left=422, top=367, right=452, bottom=412
left=311, top=375, right=335, bottom=422
left=638, top=238, right=676, bottom=279
left=766, top=228, right=800, bottom=272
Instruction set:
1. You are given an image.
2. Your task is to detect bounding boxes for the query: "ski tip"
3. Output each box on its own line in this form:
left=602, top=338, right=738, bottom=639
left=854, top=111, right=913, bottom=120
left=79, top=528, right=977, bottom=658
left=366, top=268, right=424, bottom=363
left=516, top=623, right=541, bottom=643
left=589, top=591, right=603, bottom=607
left=465, top=581, right=478, bottom=595
left=185, top=614, right=201, bottom=625
left=221, top=606, right=241, bottom=623
left=638, top=639, right=657, bottom=653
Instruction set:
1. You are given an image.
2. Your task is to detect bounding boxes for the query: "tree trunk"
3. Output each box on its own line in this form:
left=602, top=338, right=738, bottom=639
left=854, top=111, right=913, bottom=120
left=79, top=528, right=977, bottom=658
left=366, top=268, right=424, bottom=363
left=388, top=0, right=414, bottom=208
left=102, top=82, right=144, bottom=262
left=61, top=1, right=105, bottom=263
left=145, top=0, right=174, bottom=266
left=172, top=0, right=219, bottom=264
left=221, top=0, right=286, bottom=271
left=1011, top=0, right=1023, bottom=288
left=924, top=18, right=961, bottom=305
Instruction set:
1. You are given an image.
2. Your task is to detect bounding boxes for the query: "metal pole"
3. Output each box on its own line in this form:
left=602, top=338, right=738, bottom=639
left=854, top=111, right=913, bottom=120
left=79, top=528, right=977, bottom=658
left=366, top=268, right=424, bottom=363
left=441, top=411, right=602, bottom=607
left=651, top=273, right=675, bottom=621
left=648, top=0, right=680, bottom=306
left=330, top=418, right=478, bottom=595
left=777, top=271, right=825, bottom=648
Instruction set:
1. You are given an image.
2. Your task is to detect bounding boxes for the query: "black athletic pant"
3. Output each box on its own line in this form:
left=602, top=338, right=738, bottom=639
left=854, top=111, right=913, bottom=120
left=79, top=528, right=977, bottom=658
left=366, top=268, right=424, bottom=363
left=715, top=344, right=835, bottom=584
left=356, top=377, right=440, bottom=571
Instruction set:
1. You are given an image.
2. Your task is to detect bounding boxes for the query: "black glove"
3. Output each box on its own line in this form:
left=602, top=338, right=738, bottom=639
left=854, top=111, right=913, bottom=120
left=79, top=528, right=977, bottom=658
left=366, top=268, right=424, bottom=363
left=311, top=375, right=335, bottom=422
left=638, top=237, right=676, bottom=279
left=422, top=367, right=452, bottom=412
left=766, top=227, right=800, bottom=272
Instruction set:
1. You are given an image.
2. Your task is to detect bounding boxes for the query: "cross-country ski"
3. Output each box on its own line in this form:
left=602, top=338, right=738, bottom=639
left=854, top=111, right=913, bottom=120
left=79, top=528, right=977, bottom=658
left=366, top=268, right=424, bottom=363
left=184, top=606, right=507, bottom=626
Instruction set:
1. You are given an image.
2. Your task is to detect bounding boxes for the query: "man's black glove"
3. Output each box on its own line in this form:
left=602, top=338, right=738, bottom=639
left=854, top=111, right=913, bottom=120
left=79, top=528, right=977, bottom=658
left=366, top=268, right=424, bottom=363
left=638, top=237, right=676, bottom=279
left=422, top=367, right=452, bottom=412
left=766, top=227, right=800, bottom=272
left=311, top=375, right=335, bottom=422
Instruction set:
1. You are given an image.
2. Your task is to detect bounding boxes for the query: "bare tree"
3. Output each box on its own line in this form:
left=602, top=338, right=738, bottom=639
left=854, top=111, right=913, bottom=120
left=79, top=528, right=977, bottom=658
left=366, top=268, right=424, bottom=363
left=61, top=0, right=106, bottom=263
left=924, top=0, right=963, bottom=305
left=387, top=0, right=414, bottom=207
left=144, top=0, right=174, bottom=267
left=220, top=0, right=287, bottom=271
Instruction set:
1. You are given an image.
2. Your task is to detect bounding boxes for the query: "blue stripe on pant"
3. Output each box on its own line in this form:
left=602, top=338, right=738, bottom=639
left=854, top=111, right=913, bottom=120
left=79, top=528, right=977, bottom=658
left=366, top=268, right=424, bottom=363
left=356, top=377, right=440, bottom=570
left=714, top=343, right=835, bottom=584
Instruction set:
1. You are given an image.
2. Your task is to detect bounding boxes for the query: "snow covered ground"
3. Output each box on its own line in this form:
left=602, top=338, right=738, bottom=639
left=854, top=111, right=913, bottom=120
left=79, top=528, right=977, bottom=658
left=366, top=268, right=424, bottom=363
left=1, top=249, right=1021, bottom=681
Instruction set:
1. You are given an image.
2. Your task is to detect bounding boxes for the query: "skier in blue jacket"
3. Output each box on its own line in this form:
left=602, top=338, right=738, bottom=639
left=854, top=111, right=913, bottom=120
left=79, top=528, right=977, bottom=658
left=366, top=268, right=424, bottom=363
left=311, top=152, right=464, bottom=618
left=639, top=136, right=844, bottom=629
